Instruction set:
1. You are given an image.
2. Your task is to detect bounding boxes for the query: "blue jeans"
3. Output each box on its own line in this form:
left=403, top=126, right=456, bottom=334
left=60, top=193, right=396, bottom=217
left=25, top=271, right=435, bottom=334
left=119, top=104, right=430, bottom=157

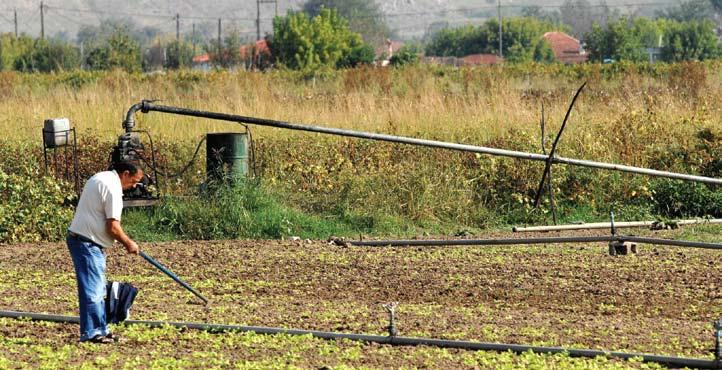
left=67, top=236, right=109, bottom=341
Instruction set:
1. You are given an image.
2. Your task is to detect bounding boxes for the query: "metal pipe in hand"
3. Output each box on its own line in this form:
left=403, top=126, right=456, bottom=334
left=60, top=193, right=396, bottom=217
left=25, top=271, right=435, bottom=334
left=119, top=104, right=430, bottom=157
left=140, top=251, right=209, bottom=305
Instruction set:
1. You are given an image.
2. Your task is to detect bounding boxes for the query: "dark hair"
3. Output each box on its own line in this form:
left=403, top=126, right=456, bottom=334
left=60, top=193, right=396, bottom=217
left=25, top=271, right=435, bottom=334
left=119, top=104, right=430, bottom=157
left=113, top=161, right=140, bottom=175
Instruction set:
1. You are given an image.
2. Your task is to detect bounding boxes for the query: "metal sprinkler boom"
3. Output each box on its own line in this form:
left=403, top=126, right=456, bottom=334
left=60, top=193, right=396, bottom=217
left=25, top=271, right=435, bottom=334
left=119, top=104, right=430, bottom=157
left=121, top=100, right=722, bottom=186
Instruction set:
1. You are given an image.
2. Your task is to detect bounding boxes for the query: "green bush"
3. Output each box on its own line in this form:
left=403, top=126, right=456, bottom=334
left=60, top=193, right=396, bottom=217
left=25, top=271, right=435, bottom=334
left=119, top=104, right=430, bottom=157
left=13, top=39, right=80, bottom=73
left=650, top=180, right=722, bottom=218
left=0, top=167, right=75, bottom=243
left=131, top=179, right=368, bottom=240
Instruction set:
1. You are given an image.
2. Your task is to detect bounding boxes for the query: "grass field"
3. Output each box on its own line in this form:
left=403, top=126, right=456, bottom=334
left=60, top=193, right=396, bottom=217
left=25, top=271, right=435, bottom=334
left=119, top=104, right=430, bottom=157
left=1, top=63, right=721, bottom=368
left=2, top=226, right=721, bottom=368
left=2, top=62, right=722, bottom=237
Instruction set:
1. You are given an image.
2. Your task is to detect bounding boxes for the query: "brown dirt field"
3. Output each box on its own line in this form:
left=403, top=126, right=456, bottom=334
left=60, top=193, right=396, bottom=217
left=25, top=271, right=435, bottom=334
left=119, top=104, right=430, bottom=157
left=0, top=230, right=721, bottom=368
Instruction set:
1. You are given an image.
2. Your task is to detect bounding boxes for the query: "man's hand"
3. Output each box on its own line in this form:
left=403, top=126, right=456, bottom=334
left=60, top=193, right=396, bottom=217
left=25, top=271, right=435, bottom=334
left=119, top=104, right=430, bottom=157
left=125, top=240, right=140, bottom=255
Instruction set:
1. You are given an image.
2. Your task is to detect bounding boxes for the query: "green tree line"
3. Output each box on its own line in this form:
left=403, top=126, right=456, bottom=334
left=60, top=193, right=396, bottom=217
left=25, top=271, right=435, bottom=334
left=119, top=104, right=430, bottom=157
left=1, top=3, right=720, bottom=73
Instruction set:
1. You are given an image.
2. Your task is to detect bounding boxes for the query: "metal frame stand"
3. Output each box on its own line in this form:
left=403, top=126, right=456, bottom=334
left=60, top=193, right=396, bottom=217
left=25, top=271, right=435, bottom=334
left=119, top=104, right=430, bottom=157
left=42, top=127, right=80, bottom=195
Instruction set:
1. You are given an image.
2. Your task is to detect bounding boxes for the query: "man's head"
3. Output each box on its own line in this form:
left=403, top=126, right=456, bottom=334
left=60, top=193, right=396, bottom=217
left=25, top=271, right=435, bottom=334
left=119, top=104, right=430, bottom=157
left=113, top=161, right=144, bottom=190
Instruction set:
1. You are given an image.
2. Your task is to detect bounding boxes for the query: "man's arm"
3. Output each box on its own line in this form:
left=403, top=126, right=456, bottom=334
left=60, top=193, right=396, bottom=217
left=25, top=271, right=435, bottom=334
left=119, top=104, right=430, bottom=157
left=106, top=219, right=139, bottom=254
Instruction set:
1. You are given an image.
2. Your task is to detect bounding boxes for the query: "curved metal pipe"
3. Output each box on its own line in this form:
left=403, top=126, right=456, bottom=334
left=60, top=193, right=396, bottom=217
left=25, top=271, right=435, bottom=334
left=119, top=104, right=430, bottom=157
left=0, top=310, right=716, bottom=369
left=122, top=102, right=722, bottom=185
left=122, top=101, right=147, bottom=133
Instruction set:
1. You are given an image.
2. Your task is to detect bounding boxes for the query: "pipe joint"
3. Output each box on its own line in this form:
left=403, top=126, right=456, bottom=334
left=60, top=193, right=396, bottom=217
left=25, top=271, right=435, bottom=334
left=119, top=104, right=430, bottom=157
left=382, top=302, right=398, bottom=337
left=122, top=102, right=145, bottom=133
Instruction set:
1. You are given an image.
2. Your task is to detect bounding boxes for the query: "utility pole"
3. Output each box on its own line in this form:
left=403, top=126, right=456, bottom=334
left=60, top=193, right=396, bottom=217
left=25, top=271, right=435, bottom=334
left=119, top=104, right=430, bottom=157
left=40, top=1, right=45, bottom=40
left=192, top=23, right=196, bottom=55
left=217, top=18, right=222, bottom=58
left=14, top=8, right=18, bottom=38
left=498, top=0, right=502, bottom=58
left=175, top=13, right=180, bottom=42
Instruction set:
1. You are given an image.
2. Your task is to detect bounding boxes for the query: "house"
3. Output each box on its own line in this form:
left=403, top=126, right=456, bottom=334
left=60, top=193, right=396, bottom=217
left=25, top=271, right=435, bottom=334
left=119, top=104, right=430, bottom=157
left=192, top=53, right=211, bottom=71
left=192, top=39, right=272, bottom=70
left=422, top=54, right=503, bottom=67
left=460, top=54, right=503, bottom=66
left=542, top=31, right=588, bottom=64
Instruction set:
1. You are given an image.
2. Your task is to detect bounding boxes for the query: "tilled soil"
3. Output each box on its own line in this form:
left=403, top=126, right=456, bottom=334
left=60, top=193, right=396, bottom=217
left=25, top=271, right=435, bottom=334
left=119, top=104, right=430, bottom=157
left=1, top=231, right=721, bottom=368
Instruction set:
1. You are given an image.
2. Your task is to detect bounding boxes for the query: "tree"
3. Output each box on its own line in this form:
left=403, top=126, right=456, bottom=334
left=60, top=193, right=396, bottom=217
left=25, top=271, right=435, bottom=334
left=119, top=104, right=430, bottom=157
left=661, top=20, right=719, bottom=61
left=164, top=40, right=194, bottom=69
left=86, top=27, right=141, bottom=72
left=13, top=38, right=80, bottom=72
left=303, top=0, right=390, bottom=49
left=425, top=17, right=562, bottom=63
left=533, top=39, right=556, bottom=63
left=389, top=46, right=419, bottom=67
left=584, top=18, right=646, bottom=62
left=211, top=29, right=243, bottom=68
left=268, top=8, right=370, bottom=70
left=337, top=43, right=375, bottom=68
left=0, top=34, right=34, bottom=71
left=425, top=25, right=479, bottom=57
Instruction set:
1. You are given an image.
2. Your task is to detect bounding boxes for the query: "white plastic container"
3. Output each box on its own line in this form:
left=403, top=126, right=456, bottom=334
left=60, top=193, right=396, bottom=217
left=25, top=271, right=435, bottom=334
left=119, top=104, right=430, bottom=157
left=43, top=118, right=70, bottom=148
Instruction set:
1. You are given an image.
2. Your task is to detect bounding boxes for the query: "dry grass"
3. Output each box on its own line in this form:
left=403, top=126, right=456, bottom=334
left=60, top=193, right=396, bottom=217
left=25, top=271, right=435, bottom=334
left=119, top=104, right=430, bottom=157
left=2, top=63, right=717, bottom=152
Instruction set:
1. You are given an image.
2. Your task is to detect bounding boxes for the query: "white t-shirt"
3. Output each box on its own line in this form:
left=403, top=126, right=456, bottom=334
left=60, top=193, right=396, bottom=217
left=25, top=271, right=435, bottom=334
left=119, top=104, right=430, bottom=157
left=68, top=170, right=123, bottom=248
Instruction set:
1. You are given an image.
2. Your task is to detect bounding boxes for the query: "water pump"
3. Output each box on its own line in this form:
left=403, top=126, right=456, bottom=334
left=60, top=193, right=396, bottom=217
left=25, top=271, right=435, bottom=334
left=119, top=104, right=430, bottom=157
left=109, top=131, right=159, bottom=206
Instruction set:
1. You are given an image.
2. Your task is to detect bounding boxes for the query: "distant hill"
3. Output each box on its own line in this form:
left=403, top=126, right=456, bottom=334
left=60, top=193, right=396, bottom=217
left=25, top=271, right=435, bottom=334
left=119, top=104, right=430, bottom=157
left=2, top=0, right=682, bottom=42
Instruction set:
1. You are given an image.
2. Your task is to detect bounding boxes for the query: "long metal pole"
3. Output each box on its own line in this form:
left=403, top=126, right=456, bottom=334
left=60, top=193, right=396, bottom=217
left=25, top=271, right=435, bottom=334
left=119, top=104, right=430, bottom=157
left=176, top=13, right=180, bottom=42
left=0, top=310, right=716, bottom=369
left=346, top=235, right=722, bottom=250
left=350, top=236, right=615, bottom=247
left=140, top=251, right=209, bottom=305
left=513, top=218, right=722, bottom=232
left=125, top=102, right=722, bottom=185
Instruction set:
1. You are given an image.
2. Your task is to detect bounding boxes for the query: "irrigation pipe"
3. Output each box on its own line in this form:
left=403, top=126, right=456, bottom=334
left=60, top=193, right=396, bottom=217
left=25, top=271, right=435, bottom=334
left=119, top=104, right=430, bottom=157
left=122, top=101, right=722, bottom=185
left=0, top=310, right=717, bottom=369
left=513, top=219, right=722, bottom=232
left=346, top=235, right=722, bottom=250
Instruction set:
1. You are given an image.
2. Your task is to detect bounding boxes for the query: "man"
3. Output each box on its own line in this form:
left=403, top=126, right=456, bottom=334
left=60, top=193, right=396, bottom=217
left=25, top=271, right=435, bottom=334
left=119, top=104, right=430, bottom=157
left=67, top=161, right=142, bottom=343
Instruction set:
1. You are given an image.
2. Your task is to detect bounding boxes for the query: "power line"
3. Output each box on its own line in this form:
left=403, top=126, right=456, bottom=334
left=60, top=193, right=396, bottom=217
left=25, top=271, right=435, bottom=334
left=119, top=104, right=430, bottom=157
left=46, top=5, right=258, bottom=22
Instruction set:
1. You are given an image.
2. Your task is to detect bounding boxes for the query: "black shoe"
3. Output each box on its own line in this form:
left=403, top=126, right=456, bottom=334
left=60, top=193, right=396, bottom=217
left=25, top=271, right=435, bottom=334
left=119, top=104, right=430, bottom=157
left=105, top=333, right=120, bottom=343
left=87, top=334, right=114, bottom=344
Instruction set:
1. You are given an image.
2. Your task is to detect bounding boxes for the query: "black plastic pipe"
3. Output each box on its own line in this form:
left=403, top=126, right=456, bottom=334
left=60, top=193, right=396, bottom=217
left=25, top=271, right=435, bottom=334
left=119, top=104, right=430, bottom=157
left=124, top=101, right=722, bottom=185
left=0, top=310, right=717, bottom=369
left=347, top=235, right=722, bottom=250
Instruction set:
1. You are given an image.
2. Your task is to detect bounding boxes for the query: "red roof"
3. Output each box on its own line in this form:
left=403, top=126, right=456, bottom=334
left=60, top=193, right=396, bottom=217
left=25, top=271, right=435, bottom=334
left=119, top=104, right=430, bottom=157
left=192, top=54, right=210, bottom=63
left=192, top=39, right=271, bottom=64
left=542, top=32, right=588, bottom=64
left=240, top=39, right=271, bottom=59
left=461, top=54, right=503, bottom=65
